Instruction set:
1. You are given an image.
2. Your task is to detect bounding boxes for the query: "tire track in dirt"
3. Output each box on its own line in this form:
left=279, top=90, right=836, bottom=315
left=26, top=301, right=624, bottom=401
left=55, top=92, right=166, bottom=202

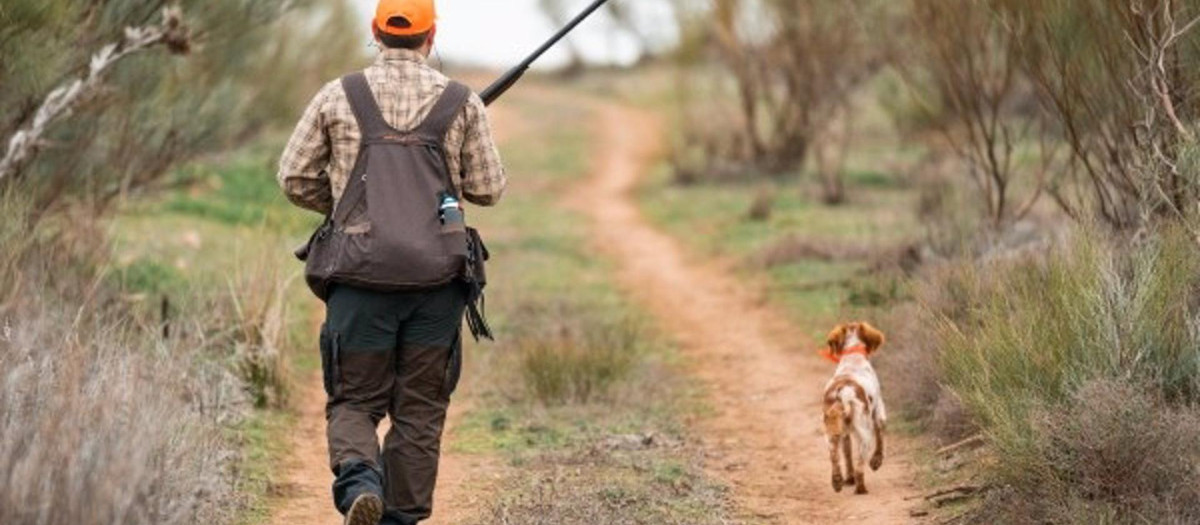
left=571, top=99, right=922, bottom=524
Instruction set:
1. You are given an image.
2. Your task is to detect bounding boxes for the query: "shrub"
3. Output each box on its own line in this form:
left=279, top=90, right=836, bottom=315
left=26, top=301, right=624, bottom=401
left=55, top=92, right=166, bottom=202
left=510, top=303, right=643, bottom=405
left=990, top=0, right=1200, bottom=231
left=746, top=188, right=774, bottom=222
left=929, top=228, right=1199, bottom=417
left=0, top=183, right=284, bottom=524
left=918, top=227, right=1200, bottom=521
left=980, top=379, right=1200, bottom=524
left=0, top=1, right=353, bottom=522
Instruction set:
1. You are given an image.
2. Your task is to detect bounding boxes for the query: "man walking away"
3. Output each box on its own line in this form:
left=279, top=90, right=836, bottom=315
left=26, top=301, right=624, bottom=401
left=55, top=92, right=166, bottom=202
left=276, top=1, right=506, bottom=524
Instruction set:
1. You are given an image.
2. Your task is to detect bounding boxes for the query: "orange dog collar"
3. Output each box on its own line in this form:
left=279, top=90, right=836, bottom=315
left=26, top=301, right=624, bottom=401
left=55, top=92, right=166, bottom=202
left=819, top=343, right=868, bottom=364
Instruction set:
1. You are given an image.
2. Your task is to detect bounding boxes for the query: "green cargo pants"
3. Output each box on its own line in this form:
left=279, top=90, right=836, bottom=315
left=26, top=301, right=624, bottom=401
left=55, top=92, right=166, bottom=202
left=320, top=283, right=465, bottom=525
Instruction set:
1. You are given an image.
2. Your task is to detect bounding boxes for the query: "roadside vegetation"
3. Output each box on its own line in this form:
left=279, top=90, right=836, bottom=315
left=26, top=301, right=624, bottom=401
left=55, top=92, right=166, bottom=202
left=917, top=228, right=1200, bottom=523
left=108, top=137, right=338, bottom=523
left=0, top=2, right=357, bottom=523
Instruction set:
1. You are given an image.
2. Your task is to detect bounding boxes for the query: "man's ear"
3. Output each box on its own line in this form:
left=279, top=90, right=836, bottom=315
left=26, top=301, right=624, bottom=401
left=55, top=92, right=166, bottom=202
left=826, top=324, right=847, bottom=355
left=859, top=322, right=885, bottom=354
left=426, top=25, right=437, bottom=49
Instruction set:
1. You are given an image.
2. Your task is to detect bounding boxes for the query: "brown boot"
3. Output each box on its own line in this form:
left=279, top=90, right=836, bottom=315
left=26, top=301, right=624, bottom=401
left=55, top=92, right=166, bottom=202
left=345, top=493, right=383, bottom=525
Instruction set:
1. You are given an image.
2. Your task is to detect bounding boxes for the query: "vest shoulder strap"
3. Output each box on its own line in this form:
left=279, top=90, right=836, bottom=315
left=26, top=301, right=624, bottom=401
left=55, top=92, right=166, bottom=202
left=340, top=72, right=390, bottom=139
left=416, top=81, right=472, bottom=142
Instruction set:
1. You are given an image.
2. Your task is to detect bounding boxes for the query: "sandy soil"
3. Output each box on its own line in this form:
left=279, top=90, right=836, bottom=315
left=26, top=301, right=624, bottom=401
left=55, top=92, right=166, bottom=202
left=570, top=100, right=923, bottom=524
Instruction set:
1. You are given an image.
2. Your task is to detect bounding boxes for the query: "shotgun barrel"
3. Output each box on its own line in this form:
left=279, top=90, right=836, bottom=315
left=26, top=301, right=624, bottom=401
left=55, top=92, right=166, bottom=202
left=479, top=0, right=612, bottom=106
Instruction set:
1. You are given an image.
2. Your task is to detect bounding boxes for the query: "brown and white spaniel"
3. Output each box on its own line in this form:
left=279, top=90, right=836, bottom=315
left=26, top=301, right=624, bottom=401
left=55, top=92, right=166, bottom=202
left=821, top=321, right=887, bottom=494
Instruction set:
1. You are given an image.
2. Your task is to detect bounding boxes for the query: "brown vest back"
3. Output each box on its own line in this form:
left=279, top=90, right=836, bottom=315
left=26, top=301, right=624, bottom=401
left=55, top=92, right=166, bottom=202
left=299, top=72, right=472, bottom=300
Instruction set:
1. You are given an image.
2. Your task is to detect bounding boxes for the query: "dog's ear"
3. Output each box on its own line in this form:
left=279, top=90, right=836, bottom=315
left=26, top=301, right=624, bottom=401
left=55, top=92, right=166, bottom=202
left=826, top=324, right=847, bottom=355
left=859, top=322, right=885, bottom=354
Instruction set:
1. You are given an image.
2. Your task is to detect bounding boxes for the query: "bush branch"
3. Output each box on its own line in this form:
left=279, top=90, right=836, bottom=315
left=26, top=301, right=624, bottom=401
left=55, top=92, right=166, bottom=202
left=0, top=7, right=190, bottom=182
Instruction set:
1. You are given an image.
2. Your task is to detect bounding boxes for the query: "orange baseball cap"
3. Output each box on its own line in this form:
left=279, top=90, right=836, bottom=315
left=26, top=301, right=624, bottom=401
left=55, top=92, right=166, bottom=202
left=374, top=0, right=437, bottom=36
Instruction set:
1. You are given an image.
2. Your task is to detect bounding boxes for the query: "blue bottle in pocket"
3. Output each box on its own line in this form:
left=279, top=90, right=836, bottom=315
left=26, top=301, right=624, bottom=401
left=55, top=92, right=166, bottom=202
left=439, top=192, right=464, bottom=229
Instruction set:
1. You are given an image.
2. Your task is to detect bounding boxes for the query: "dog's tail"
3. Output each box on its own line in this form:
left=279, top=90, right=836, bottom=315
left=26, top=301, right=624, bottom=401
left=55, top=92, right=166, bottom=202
left=823, top=386, right=860, bottom=436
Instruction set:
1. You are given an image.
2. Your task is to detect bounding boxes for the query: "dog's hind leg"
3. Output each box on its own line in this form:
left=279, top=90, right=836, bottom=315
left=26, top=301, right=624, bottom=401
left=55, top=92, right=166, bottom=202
left=842, top=434, right=855, bottom=486
left=870, top=400, right=887, bottom=471
left=870, top=423, right=884, bottom=471
left=828, top=435, right=845, bottom=492
left=852, top=419, right=874, bottom=494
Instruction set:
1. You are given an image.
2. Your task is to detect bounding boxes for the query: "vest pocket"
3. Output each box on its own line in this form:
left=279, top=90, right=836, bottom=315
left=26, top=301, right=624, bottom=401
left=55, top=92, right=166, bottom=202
left=338, top=228, right=375, bottom=278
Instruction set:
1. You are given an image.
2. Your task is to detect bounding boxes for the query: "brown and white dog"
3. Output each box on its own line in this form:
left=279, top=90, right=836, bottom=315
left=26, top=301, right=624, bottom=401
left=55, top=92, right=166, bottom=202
left=821, top=321, right=887, bottom=494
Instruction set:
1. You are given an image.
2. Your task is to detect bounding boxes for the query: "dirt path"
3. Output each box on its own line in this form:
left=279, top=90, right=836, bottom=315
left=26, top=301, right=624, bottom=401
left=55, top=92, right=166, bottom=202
left=572, top=101, right=922, bottom=523
left=268, top=377, right=482, bottom=525
left=268, top=314, right=487, bottom=525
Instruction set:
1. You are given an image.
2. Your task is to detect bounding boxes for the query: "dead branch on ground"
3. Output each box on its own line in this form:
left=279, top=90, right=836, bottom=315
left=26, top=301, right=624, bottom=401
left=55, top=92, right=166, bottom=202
left=936, top=434, right=985, bottom=456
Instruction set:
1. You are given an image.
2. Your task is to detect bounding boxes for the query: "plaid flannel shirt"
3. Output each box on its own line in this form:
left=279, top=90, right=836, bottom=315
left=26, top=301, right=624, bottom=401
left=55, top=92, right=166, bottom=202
left=278, top=48, right=506, bottom=215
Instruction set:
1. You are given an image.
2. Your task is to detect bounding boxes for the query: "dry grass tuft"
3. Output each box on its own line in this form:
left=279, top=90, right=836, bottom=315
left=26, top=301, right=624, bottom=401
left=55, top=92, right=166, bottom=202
left=0, top=306, right=246, bottom=525
left=225, top=249, right=295, bottom=409
left=506, top=301, right=643, bottom=406
left=754, top=234, right=924, bottom=276
left=754, top=235, right=871, bottom=267
left=0, top=195, right=272, bottom=525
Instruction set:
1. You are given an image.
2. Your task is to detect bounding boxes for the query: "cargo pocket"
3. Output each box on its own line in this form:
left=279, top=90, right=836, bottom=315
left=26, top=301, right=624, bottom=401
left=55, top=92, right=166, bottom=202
left=319, top=325, right=343, bottom=399
left=439, top=331, right=463, bottom=400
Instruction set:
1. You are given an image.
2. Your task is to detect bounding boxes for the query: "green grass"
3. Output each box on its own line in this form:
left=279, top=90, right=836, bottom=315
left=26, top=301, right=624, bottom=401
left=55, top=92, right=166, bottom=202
left=231, top=410, right=296, bottom=525
left=112, top=134, right=323, bottom=365
left=455, top=87, right=670, bottom=451
left=637, top=161, right=921, bottom=339
left=454, top=95, right=673, bottom=451
left=113, top=257, right=188, bottom=295
left=160, top=140, right=318, bottom=231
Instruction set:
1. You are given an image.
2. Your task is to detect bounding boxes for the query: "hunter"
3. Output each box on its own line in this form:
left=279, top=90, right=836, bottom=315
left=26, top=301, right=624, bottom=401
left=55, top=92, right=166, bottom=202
left=276, top=0, right=506, bottom=524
